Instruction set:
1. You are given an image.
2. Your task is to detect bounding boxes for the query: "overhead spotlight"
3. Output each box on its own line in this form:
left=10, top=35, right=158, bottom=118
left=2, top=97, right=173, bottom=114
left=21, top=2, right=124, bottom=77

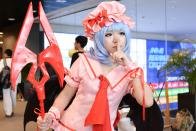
left=0, top=41, right=3, bottom=44
left=56, top=0, right=67, bottom=3
left=8, top=18, right=16, bottom=21
left=0, top=32, right=3, bottom=35
left=168, top=0, right=177, bottom=3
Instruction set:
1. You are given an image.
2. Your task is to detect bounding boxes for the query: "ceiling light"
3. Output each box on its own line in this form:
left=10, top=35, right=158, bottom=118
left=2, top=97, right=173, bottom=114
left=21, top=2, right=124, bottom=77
left=8, top=18, right=16, bottom=21
left=56, top=0, right=67, bottom=3
left=0, top=41, right=3, bottom=44
left=0, top=32, right=3, bottom=35
left=33, top=10, right=37, bottom=13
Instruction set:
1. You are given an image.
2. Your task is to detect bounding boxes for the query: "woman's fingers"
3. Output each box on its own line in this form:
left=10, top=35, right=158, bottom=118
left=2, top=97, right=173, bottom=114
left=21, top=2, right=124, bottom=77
left=111, top=51, right=125, bottom=65
left=37, top=115, right=51, bottom=131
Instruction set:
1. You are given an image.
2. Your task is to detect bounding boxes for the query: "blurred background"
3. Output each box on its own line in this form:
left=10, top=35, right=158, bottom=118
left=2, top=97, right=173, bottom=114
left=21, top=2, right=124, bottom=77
left=0, top=0, right=195, bottom=130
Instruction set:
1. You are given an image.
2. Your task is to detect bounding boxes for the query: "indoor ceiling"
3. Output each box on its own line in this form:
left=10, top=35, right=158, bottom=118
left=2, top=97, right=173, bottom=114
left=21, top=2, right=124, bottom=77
left=0, top=0, right=86, bottom=30
left=0, top=0, right=29, bottom=29
left=0, top=0, right=196, bottom=42
left=47, top=0, right=196, bottom=42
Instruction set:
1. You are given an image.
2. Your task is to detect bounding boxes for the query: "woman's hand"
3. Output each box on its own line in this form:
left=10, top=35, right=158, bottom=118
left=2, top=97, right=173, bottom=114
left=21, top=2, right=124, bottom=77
left=111, top=44, right=131, bottom=66
left=37, top=113, right=53, bottom=131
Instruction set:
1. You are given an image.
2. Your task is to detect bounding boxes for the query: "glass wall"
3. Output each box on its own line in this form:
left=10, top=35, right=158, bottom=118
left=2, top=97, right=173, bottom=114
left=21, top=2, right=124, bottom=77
left=44, top=0, right=196, bottom=111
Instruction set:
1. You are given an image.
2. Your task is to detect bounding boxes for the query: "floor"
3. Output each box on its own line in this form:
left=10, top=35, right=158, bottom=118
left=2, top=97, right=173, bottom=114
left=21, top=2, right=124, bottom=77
left=0, top=101, right=38, bottom=131
left=0, top=100, right=173, bottom=131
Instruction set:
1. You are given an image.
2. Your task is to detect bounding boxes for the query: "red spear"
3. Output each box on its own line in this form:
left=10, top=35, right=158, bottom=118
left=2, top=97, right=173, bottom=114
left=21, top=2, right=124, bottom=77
left=11, top=1, right=65, bottom=118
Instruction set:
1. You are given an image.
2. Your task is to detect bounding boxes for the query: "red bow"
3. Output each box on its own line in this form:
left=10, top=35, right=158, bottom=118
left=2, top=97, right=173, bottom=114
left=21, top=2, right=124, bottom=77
left=11, top=2, right=65, bottom=118
left=86, top=10, right=110, bottom=35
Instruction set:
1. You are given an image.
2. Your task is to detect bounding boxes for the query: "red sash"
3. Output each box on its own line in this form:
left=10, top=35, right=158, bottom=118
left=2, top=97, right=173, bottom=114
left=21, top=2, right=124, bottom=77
left=85, top=75, right=112, bottom=131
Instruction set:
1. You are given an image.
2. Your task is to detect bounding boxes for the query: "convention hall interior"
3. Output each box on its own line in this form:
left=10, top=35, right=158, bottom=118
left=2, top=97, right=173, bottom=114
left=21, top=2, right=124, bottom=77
left=0, top=0, right=195, bottom=131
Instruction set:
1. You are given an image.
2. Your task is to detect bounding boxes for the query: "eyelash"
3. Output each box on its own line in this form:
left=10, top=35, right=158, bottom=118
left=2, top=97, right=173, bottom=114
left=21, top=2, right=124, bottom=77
left=120, top=32, right=125, bottom=35
left=105, top=32, right=125, bottom=37
left=105, top=33, right=112, bottom=37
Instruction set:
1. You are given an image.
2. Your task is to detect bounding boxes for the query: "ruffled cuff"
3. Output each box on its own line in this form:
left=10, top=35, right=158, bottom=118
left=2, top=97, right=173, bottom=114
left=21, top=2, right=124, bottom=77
left=48, top=106, right=60, bottom=119
left=124, top=62, right=138, bottom=71
left=48, top=106, right=60, bottom=128
left=126, top=64, right=146, bottom=121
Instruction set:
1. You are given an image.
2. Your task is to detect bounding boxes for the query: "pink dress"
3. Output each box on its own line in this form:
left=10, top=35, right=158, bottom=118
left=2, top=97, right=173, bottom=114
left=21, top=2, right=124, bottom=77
left=52, top=54, right=137, bottom=131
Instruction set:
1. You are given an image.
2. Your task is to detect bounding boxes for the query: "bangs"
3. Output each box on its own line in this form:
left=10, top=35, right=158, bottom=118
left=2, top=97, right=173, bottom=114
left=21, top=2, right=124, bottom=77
left=106, top=22, right=129, bottom=33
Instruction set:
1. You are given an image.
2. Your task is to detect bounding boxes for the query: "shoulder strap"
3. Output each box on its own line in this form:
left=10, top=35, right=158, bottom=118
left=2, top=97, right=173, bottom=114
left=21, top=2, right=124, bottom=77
left=82, top=53, right=97, bottom=78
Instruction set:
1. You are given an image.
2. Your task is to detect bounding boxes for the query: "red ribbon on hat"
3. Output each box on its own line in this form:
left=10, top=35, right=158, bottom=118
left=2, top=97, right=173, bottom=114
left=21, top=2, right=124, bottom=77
left=86, top=10, right=110, bottom=36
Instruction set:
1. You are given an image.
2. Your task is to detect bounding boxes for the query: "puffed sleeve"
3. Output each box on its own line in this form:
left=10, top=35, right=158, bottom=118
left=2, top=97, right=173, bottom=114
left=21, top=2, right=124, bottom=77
left=125, top=61, right=145, bottom=96
left=64, top=56, right=85, bottom=89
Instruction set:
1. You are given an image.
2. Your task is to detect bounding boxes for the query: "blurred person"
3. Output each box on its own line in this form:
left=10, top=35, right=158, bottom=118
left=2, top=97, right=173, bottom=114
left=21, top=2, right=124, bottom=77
left=70, top=35, right=88, bottom=67
left=0, top=49, right=21, bottom=117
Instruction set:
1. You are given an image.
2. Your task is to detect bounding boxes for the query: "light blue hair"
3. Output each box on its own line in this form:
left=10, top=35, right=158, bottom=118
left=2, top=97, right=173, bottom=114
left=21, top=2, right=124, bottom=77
left=89, top=22, right=131, bottom=65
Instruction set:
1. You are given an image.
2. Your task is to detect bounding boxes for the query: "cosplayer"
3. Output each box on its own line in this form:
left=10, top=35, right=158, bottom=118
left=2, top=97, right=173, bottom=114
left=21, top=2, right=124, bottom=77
left=37, top=1, right=153, bottom=131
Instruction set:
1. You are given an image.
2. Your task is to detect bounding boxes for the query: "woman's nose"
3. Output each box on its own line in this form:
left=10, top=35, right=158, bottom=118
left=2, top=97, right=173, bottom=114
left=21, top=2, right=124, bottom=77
left=113, top=39, right=118, bottom=44
left=113, top=33, right=119, bottom=44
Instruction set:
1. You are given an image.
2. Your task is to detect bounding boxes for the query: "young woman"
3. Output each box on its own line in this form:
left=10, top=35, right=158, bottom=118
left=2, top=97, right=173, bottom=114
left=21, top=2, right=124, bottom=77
left=37, top=1, right=153, bottom=131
